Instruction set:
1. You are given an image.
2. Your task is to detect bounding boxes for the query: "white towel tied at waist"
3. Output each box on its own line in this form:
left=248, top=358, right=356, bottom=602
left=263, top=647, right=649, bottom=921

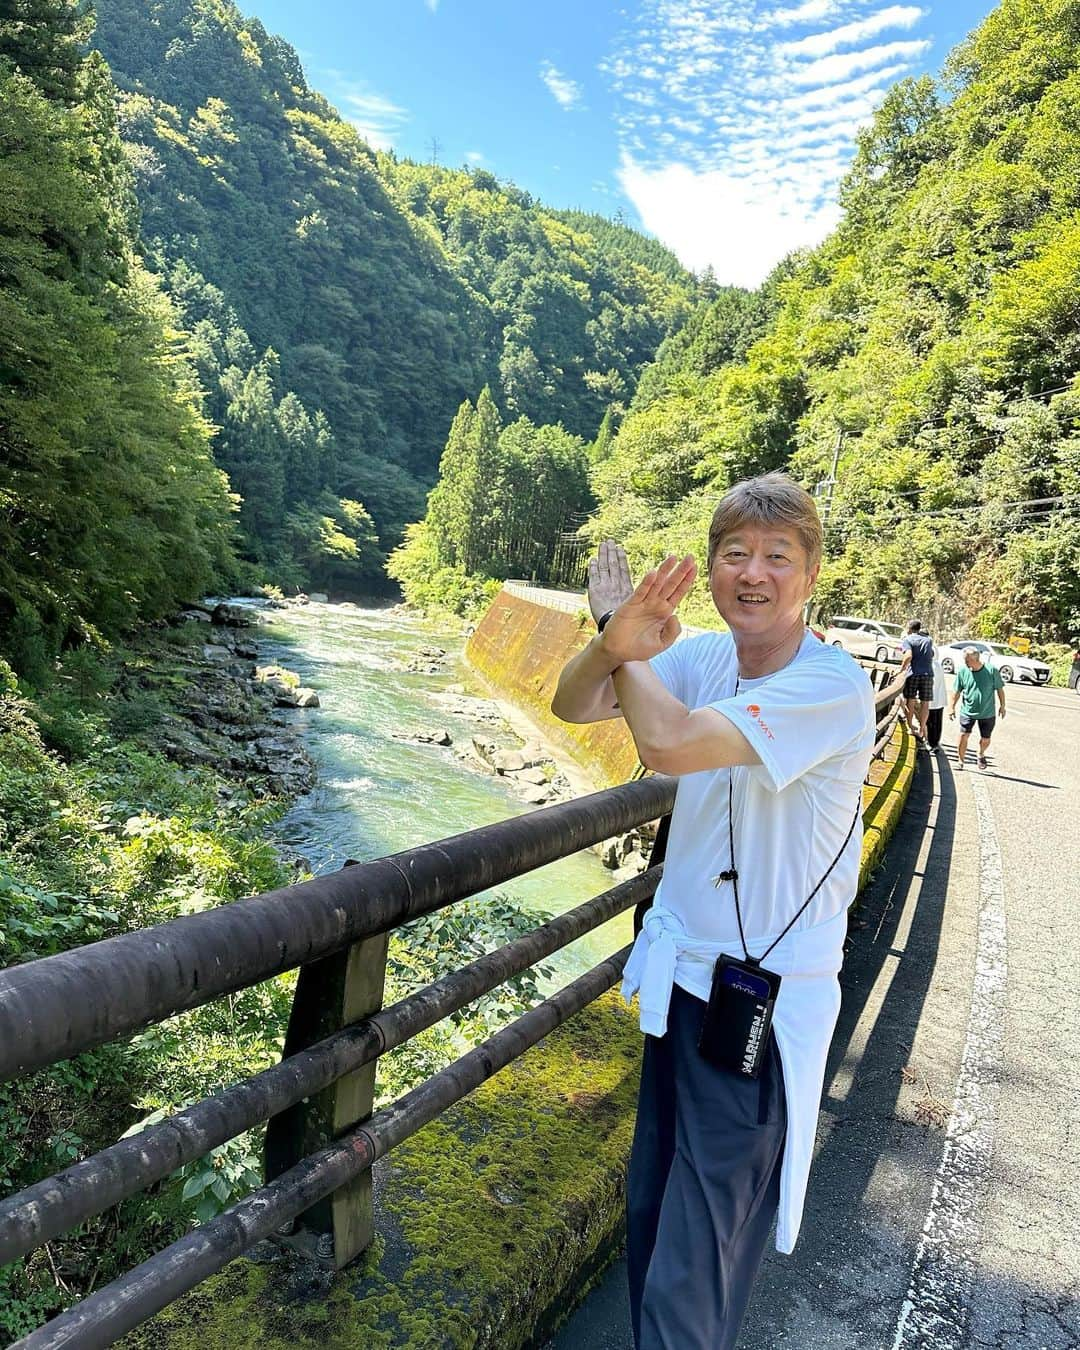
left=621, top=900, right=849, bottom=1254
left=621, top=904, right=719, bottom=1037
left=620, top=900, right=849, bottom=1038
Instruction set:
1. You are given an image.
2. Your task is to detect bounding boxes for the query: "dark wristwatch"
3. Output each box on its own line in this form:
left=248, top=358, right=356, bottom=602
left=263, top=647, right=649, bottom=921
left=596, top=609, right=616, bottom=633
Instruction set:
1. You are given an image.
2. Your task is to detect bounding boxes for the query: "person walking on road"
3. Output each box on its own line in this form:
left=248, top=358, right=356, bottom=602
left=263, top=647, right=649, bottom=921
left=551, top=473, right=875, bottom=1350
left=899, top=620, right=935, bottom=745
left=926, top=645, right=947, bottom=750
left=949, top=646, right=1006, bottom=771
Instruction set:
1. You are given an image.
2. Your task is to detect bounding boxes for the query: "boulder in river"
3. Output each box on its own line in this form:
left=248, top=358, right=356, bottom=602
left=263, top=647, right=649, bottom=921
left=212, top=602, right=260, bottom=628
left=471, top=737, right=497, bottom=764
left=418, top=727, right=452, bottom=745
left=493, top=749, right=526, bottom=774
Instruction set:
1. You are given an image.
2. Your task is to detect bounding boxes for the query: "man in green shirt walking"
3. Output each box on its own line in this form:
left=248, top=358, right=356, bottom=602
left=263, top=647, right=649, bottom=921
left=948, top=646, right=1006, bottom=771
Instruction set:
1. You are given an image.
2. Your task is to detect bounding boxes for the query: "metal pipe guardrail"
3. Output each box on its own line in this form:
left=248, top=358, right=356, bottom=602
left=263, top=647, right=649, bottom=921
left=11, top=952, right=633, bottom=1350
left=0, top=776, right=676, bottom=1083
left=0, top=869, right=660, bottom=1265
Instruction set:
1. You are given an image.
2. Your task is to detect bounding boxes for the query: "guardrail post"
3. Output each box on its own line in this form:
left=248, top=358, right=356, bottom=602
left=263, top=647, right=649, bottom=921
left=264, top=860, right=388, bottom=1268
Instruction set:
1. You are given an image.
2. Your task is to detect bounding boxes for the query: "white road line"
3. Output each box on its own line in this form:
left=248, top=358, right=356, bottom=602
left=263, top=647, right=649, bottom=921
left=891, top=773, right=1008, bottom=1349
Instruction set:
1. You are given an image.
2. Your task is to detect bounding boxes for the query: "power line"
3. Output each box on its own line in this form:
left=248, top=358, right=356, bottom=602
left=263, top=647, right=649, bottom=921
left=822, top=493, right=1080, bottom=542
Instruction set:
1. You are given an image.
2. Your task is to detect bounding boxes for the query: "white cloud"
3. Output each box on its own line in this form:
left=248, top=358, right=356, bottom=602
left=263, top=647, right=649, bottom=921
left=540, top=60, right=585, bottom=110
left=786, top=38, right=931, bottom=86
left=465, top=150, right=486, bottom=165
left=332, top=84, right=409, bottom=150
left=618, top=154, right=841, bottom=285
left=760, top=0, right=842, bottom=26
left=782, top=63, right=909, bottom=108
left=424, top=0, right=439, bottom=11
left=602, top=1, right=936, bottom=281
left=778, top=5, right=924, bottom=57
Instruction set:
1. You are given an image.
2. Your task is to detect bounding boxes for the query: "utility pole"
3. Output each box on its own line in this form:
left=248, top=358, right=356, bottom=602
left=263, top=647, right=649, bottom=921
left=818, top=428, right=843, bottom=537
left=806, top=429, right=843, bottom=629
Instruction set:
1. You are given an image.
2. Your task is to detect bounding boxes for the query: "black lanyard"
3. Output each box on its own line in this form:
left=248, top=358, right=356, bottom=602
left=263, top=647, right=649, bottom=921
left=718, top=676, right=861, bottom=967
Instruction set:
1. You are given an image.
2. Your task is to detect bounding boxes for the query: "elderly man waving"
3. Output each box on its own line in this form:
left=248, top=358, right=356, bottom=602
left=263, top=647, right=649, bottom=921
left=552, top=472, right=875, bottom=1350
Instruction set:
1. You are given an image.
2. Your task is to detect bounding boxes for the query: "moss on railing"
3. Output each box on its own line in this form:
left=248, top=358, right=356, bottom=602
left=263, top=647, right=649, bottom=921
left=120, top=990, right=642, bottom=1350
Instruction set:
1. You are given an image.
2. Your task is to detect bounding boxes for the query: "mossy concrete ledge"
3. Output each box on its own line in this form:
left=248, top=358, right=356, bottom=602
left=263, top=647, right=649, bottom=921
left=465, top=588, right=640, bottom=787
left=859, top=718, right=916, bottom=885
left=119, top=991, right=643, bottom=1350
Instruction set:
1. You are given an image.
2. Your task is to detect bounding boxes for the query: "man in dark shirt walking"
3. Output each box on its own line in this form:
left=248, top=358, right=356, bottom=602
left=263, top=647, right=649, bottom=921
left=899, top=619, right=935, bottom=744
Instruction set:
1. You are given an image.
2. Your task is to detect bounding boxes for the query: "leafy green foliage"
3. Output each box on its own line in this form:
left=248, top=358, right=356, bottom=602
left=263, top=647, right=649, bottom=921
left=381, top=161, right=694, bottom=438
left=0, top=10, right=237, bottom=673
left=378, top=895, right=555, bottom=1102
left=389, top=392, right=593, bottom=613
left=587, top=1, right=1080, bottom=641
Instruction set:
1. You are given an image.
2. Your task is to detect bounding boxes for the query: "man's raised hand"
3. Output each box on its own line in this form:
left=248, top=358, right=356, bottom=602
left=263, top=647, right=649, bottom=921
left=587, top=538, right=635, bottom=623
left=599, top=551, right=698, bottom=664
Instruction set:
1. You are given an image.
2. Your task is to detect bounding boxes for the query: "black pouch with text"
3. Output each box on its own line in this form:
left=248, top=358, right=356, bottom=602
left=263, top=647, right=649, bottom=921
left=697, top=953, right=782, bottom=1079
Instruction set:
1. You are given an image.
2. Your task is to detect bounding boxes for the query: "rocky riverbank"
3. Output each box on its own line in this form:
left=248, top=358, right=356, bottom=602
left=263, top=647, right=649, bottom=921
left=161, top=594, right=652, bottom=885
left=140, top=600, right=318, bottom=798
left=389, top=649, right=653, bottom=885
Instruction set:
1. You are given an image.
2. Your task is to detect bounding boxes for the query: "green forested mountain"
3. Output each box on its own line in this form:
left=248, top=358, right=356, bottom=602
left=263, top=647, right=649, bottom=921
left=88, top=0, right=693, bottom=581
left=378, top=161, right=694, bottom=436
left=0, top=0, right=236, bottom=676
left=91, top=0, right=492, bottom=579
left=590, top=0, right=1080, bottom=643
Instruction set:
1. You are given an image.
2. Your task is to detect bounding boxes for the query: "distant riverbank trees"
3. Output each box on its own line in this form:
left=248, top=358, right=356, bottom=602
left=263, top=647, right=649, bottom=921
left=388, top=390, right=591, bottom=614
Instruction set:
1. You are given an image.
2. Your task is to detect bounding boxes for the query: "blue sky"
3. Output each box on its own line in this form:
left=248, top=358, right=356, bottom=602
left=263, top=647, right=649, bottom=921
left=243, top=0, right=997, bottom=286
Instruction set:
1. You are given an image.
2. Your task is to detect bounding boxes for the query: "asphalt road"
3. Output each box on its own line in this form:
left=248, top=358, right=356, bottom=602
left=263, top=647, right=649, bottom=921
left=544, top=678, right=1080, bottom=1350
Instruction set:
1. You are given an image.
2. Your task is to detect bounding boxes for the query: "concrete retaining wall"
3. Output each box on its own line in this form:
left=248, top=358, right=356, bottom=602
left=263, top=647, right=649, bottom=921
left=466, top=588, right=641, bottom=787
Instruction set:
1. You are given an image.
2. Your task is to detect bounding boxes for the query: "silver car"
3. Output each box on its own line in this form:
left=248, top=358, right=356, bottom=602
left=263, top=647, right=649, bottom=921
left=938, top=640, right=1051, bottom=685
left=823, top=615, right=905, bottom=663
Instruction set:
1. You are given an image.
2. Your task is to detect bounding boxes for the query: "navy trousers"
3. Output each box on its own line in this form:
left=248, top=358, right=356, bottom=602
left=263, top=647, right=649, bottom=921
left=627, top=984, right=787, bottom=1350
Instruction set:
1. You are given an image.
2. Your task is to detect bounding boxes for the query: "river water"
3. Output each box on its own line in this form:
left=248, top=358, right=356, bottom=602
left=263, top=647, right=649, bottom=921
left=256, top=600, right=633, bottom=985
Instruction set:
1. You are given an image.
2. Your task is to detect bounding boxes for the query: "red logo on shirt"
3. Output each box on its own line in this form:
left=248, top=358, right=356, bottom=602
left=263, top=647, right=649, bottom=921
left=745, top=703, right=775, bottom=740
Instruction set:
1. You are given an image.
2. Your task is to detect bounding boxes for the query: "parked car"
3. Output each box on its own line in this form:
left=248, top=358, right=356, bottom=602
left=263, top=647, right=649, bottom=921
left=823, top=615, right=905, bottom=663
left=937, top=639, right=1051, bottom=685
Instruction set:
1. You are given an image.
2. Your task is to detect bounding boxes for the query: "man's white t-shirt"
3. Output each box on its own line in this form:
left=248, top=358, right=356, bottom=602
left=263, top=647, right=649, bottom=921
left=647, top=629, right=876, bottom=998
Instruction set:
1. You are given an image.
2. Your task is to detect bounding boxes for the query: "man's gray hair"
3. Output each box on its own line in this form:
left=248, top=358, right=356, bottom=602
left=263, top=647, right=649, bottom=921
left=707, top=472, right=822, bottom=571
